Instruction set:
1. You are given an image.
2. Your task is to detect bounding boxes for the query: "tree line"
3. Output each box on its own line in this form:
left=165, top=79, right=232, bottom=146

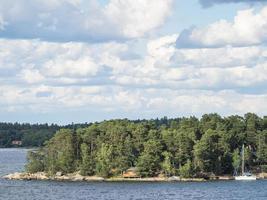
left=26, top=113, right=267, bottom=178
left=0, top=122, right=89, bottom=147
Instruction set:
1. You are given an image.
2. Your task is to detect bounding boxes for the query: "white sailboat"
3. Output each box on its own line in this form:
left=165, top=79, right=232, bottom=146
left=235, top=144, right=257, bottom=180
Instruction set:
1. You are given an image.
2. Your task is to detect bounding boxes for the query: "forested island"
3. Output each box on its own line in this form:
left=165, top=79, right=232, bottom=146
left=19, top=113, right=267, bottom=180
left=4, top=113, right=267, bottom=180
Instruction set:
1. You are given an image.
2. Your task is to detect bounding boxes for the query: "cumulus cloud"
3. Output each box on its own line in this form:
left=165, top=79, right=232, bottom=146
left=0, top=38, right=146, bottom=101
left=176, top=6, right=267, bottom=48
left=0, top=0, right=173, bottom=42
left=199, top=0, right=267, bottom=7
left=1, top=0, right=267, bottom=123
left=2, top=37, right=267, bottom=90
left=1, top=34, right=267, bottom=122
left=18, top=69, right=45, bottom=84
left=104, top=0, right=173, bottom=38
left=172, top=46, right=264, bottom=68
left=1, top=84, right=267, bottom=121
left=43, top=57, right=99, bottom=77
left=110, top=35, right=267, bottom=90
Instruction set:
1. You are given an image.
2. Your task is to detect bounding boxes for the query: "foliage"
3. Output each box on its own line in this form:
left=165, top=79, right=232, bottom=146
left=44, top=129, right=75, bottom=174
left=137, top=139, right=162, bottom=177
left=194, top=129, right=223, bottom=173
left=232, top=149, right=241, bottom=174
left=25, top=114, right=267, bottom=177
left=96, top=144, right=113, bottom=177
left=257, top=130, right=267, bottom=165
left=80, top=143, right=95, bottom=176
left=179, top=159, right=193, bottom=178
left=26, top=150, right=45, bottom=173
left=0, top=122, right=89, bottom=147
left=161, top=151, right=174, bottom=176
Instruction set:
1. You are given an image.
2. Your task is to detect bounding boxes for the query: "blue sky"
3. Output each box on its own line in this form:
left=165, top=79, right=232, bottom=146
left=0, top=0, right=267, bottom=124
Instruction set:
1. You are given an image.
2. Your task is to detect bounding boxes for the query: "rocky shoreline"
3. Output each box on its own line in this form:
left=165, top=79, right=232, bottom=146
left=3, top=172, right=267, bottom=182
left=0, top=172, right=234, bottom=182
left=2, top=172, right=205, bottom=182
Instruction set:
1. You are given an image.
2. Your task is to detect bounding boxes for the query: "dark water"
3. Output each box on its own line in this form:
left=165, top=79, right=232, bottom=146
left=0, top=149, right=267, bottom=200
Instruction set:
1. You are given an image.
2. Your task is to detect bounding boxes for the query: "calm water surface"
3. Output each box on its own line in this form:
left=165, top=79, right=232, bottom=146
left=0, top=148, right=267, bottom=200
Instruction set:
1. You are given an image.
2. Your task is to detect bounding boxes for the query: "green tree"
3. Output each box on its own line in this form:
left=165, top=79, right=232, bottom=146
left=245, top=113, right=262, bottom=147
left=200, top=113, right=223, bottom=133
left=193, top=129, right=224, bottom=174
left=257, top=130, right=267, bottom=165
left=174, top=129, right=194, bottom=168
left=80, top=143, right=95, bottom=176
left=23, top=114, right=266, bottom=178
left=137, top=139, right=162, bottom=177
left=113, top=135, right=134, bottom=175
left=44, top=129, right=75, bottom=174
left=96, top=143, right=113, bottom=177
left=223, top=115, right=246, bottom=150
left=232, top=148, right=241, bottom=174
left=161, top=151, right=173, bottom=176
left=179, top=159, right=193, bottom=178
left=26, top=150, right=45, bottom=173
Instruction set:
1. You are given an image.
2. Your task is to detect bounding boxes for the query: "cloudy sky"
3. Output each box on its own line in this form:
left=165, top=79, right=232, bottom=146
left=1, top=0, right=267, bottom=124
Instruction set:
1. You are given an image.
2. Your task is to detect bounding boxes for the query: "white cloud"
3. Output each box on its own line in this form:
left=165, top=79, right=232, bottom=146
left=147, top=34, right=178, bottom=62
left=0, top=34, right=267, bottom=120
left=176, top=6, right=267, bottom=47
left=2, top=1, right=267, bottom=122
left=138, top=89, right=267, bottom=117
left=1, top=36, right=267, bottom=90
left=43, top=57, right=98, bottom=77
left=0, top=39, right=104, bottom=81
left=1, top=83, right=267, bottom=118
left=173, top=46, right=265, bottom=68
left=0, top=0, right=173, bottom=41
left=104, top=0, right=173, bottom=38
left=18, top=69, right=45, bottom=83
left=108, top=35, right=267, bottom=90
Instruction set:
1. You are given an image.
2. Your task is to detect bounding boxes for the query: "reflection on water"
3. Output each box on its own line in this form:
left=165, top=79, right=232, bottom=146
left=0, top=149, right=267, bottom=200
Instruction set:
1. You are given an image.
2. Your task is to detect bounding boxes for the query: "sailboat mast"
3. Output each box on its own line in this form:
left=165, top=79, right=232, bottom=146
left=242, top=144, right=245, bottom=176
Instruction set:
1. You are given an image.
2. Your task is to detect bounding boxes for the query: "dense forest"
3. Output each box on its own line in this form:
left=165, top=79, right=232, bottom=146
left=26, top=113, right=267, bottom=178
left=0, top=122, right=89, bottom=147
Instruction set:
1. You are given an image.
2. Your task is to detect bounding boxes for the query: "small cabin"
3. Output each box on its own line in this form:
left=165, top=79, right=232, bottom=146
left=12, top=140, right=22, bottom=146
left=123, top=167, right=139, bottom=178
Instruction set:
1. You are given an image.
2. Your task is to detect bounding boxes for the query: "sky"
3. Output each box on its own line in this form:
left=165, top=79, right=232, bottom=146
left=0, top=0, right=267, bottom=124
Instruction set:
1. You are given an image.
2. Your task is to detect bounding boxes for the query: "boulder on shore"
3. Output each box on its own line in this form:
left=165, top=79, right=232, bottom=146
left=3, top=172, right=49, bottom=180
left=56, top=172, right=63, bottom=177
left=168, top=176, right=180, bottom=181
left=2, top=172, right=105, bottom=182
left=257, top=172, right=267, bottom=179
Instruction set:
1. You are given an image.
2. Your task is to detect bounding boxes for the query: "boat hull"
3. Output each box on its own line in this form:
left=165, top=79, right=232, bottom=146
left=235, top=176, right=257, bottom=180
